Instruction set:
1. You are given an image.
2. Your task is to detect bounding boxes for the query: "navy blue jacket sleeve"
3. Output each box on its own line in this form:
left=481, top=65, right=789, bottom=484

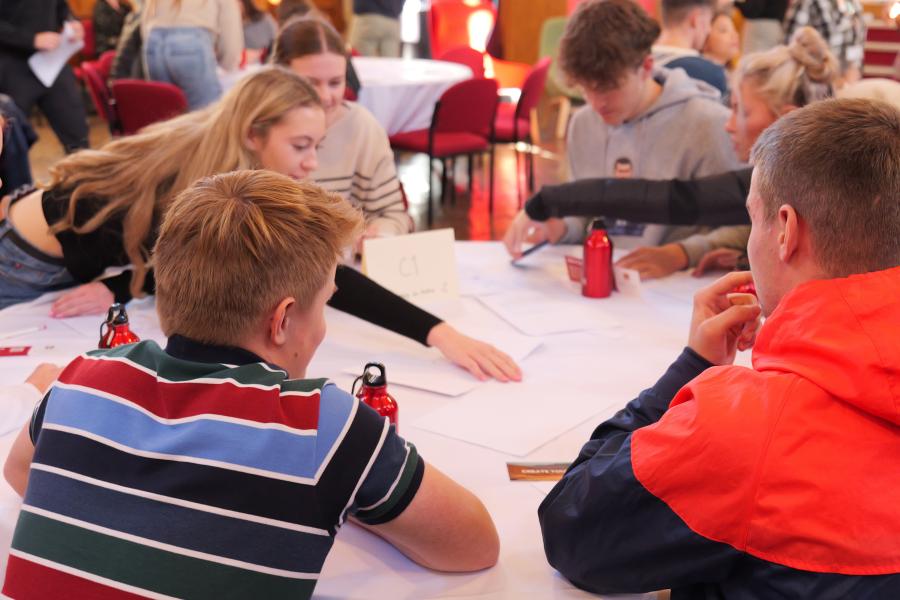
left=538, top=348, right=744, bottom=594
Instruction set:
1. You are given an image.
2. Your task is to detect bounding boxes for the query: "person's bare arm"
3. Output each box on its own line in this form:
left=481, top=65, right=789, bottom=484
left=357, top=462, right=499, bottom=572
left=4, top=424, right=34, bottom=497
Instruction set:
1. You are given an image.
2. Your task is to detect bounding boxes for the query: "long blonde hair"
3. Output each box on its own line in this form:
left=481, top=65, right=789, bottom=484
left=45, top=67, right=322, bottom=298
left=735, top=26, right=838, bottom=115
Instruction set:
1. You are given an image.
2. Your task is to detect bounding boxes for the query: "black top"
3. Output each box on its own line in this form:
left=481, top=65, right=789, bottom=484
left=40, top=186, right=442, bottom=346
left=353, top=0, right=405, bottom=19
left=735, top=0, right=789, bottom=21
left=0, top=0, right=70, bottom=58
left=524, top=168, right=753, bottom=227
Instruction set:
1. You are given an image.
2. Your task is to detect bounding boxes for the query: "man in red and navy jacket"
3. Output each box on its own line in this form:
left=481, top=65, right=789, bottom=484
left=539, top=98, right=900, bottom=598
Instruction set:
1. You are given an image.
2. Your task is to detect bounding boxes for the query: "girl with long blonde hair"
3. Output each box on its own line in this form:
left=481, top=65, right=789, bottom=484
left=1, top=67, right=520, bottom=382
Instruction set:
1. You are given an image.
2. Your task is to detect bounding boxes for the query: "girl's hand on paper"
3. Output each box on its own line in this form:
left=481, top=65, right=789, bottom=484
left=427, top=323, right=522, bottom=383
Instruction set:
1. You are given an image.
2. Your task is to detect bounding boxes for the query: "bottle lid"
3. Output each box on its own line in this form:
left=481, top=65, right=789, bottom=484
left=590, top=218, right=608, bottom=231
left=363, top=362, right=387, bottom=387
left=112, top=304, right=129, bottom=325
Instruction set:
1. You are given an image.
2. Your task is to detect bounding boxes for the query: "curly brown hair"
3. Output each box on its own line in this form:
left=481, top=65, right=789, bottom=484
left=559, top=0, right=661, bottom=91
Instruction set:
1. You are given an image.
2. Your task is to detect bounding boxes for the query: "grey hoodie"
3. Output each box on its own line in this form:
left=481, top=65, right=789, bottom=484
left=561, top=67, right=742, bottom=264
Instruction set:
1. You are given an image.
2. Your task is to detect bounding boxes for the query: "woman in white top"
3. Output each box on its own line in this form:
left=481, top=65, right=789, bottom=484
left=142, top=0, right=243, bottom=109
left=273, top=17, right=412, bottom=239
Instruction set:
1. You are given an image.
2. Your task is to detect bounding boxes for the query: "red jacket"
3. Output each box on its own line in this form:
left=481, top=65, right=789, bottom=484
left=541, top=266, right=900, bottom=597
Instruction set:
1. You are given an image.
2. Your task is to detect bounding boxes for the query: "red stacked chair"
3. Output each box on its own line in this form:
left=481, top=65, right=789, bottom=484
left=80, top=51, right=118, bottom=134
left=390, top=78, right=499, bottom=225
left=438, top=46, right=486, bottom=78
left=492, top=57, right=551, bottom=196
left=111, top=80, right=188, bottom=135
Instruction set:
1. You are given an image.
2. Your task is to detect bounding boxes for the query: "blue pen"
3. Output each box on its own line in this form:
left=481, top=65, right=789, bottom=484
left=511, top=240, right=549, bottom=263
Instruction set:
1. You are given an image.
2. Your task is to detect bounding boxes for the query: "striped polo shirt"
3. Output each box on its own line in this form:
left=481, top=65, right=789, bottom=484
left=3, top=336, right=424, bottom=599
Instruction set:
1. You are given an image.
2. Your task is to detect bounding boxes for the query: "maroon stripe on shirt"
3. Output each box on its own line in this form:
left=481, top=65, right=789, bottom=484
left=57, top=356, right=320, bottom=430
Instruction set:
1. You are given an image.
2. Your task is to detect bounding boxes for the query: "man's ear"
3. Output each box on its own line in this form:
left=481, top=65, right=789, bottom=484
left=777, top=204, right=801, bottom=264
left=641, top=54, right=654, bottom=78
left=268, top=297, right=295, bottom=347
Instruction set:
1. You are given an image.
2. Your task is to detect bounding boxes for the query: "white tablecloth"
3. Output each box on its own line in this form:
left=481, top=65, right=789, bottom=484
left=354, top=57, right=473, bottom=136
left=0, top=242, right=751, bottom=598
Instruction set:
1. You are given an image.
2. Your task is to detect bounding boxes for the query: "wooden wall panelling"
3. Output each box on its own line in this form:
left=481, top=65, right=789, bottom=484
left=498, top=0, right=567, bottom=64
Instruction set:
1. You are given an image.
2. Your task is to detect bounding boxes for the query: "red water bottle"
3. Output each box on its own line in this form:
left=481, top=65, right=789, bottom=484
left=582, top=219, right=613, bottom=298
left=99, top=303, right=140, bottom=349
left=354, top=363, right=398, bottom=429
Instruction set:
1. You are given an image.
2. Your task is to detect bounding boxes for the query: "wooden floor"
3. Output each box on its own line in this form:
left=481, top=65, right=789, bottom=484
left=29, top=109, right=570, bottom=242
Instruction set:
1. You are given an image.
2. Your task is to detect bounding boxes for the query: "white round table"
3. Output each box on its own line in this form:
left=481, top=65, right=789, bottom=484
left=0, top=242, right=748, bottom=598
left=353, top=57, right=473, bottom=136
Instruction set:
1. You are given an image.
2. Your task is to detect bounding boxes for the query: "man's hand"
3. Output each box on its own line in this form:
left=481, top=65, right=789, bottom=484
left=66, top=20, right=85, bottom=42
left=502, top=211, right=565, bottom=259
left=692, top=248, right=743, bottom=277
left=427, top=323, right=522, bottom=382
left=51, top=282, right=115, bottom=318
left=616, top=244, right=689, bottom=280
left=33, top=32, right=62, bottom=51
left=688, top=271, right=762, bottom=365
left=25, top=364, right=63, bottom=394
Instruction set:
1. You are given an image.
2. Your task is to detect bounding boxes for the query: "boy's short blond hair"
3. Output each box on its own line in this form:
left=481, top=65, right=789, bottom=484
left=154, top=170, right=363, bottom=345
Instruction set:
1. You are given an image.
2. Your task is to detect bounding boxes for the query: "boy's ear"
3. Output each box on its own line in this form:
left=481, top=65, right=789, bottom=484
left=268, top=297, right=295, bottom=347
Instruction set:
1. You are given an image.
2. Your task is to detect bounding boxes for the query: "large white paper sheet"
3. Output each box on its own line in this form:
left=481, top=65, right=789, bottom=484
left=28, top=23, right=84, bottom=87
left=477, top=290, right=620, bottom=336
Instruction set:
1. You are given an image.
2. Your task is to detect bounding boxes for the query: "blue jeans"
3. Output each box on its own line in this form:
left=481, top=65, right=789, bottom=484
left=144, top=27, right=222, bottom=110
left=0, top=219, right=73, bottom=310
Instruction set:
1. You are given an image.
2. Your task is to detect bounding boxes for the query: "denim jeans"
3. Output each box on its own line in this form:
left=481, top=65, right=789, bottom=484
left=144, top=27, right=222, bottom=110
left=0, top=219, right=73, bottom=310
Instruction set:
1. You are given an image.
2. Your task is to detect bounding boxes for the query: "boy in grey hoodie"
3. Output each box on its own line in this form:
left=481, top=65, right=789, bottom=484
left=505, top=0, right=740, bottom=263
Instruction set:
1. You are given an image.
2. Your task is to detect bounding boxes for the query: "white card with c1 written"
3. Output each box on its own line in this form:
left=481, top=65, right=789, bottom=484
left=362, top=228, right=460, bottom=305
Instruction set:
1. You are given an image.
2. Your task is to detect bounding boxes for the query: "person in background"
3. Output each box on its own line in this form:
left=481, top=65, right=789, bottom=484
left=616, top=25, right=837, bottom=278
left=0, top=68, right=520, bottom=382
left=111, top=0, right=145, bottom=80
left=240, top=0, right=277, bottom=63
left=703, top=9, right=740, bottom=70
left=504, top=0, right=739, bottom=264
left=0, top=99, right=38, bottom=199
left=783, top=0, right=866, bottom=84
left=142, top=0, right=243, bottom=109
left=274, top=18, right=412, bottom=238
left=2, top=169, right=500, bottom=598
left=0, top=0, right=89, bottom=153
left=350, top=0, right=405, bottom=57
left=653, top=0, right=729, bottom=96
left=736, top=0, right=787, bottom=53
left=93, top=0, right=132, bottom=56
left=539, top=96, right=900, bottom=598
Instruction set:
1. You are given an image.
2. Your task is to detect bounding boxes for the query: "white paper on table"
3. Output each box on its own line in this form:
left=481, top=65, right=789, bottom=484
left=363, top=228, right=459, bottom=306
left=28, top=23, right=84, bottom=87
left=477, top=290, right=620, bottom=336
left=412, top=358, right=624, bottom=457
left=342, top=330, right=542, bottom=397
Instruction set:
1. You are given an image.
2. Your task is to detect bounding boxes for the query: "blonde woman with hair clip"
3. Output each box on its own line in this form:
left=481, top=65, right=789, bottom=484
left=0, top=67, right=521, bottom=382
left=505, top=27, right=840, bottom=282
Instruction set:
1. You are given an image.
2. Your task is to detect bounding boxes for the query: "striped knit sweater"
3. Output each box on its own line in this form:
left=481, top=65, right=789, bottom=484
left=3, top=337, right=423, bottom=599
left=313, top=102, right=412, bottom=236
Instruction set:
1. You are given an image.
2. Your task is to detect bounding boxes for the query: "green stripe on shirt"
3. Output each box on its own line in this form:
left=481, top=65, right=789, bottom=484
left=11, top=510, right=316, bottom=599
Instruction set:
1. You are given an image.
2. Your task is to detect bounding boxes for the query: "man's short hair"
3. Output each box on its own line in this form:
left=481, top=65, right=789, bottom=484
left=661, top=0, right=716, bottom=26
left=154, top=170, right=363, bottom=345
left=559, top=0, right=661, bottom=91
left=751, top=98, right=900, bottom=277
